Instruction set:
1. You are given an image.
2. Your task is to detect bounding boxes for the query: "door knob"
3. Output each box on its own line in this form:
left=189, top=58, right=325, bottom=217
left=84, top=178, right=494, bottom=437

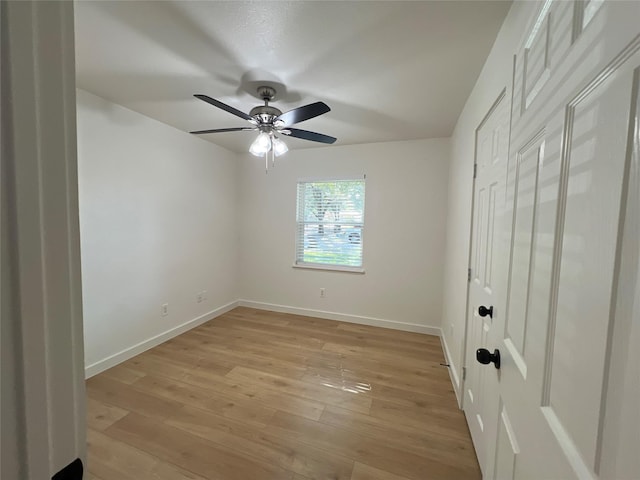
left=478, top=305, right=493, bottom=318
left=476, top=348, right=501, bottom=369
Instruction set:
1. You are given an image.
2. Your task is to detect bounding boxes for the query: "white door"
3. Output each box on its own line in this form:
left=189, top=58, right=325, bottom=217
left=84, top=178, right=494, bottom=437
left=476, top=1, right=640, bottom=478
left=464, top=91, right=511, bottom=474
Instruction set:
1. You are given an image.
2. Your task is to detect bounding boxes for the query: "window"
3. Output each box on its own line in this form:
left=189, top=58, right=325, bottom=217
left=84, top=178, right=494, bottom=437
left=295, top=178, right=365, bottom=271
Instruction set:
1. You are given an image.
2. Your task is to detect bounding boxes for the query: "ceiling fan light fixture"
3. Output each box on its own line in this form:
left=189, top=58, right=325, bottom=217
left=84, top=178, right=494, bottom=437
left=249, top=132, right=271, bottom=156
left=272, top=137, right=288, bottom=156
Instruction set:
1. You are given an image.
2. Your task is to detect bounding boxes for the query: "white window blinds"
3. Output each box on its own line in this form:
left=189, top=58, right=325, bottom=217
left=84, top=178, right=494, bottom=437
left=295, top=179, right=365, bottom=269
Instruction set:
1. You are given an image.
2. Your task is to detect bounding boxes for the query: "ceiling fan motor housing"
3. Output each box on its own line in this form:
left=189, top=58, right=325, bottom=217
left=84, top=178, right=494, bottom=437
left=249, top=105, right=283, bottom=126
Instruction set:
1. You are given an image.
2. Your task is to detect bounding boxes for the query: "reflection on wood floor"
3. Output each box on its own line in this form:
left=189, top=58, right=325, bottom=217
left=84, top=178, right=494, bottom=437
left=86, top=307, right=480, bottom=480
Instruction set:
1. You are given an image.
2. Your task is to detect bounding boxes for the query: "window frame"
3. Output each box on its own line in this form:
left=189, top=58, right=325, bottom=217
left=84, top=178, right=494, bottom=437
left=293, top=176, right=366, bottom=273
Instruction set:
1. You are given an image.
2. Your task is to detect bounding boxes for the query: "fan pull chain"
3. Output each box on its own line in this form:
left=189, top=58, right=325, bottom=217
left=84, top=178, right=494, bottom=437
left=264, top=142, right=277, bottom=174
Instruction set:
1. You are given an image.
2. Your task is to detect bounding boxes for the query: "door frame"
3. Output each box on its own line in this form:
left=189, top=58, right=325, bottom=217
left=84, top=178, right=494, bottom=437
left=1, top=1, right=85, bottom=478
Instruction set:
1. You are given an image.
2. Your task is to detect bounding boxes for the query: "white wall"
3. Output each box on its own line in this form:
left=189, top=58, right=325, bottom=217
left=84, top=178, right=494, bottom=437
left=440, top=1, right=537, bottom=399
left=238, top=139, right=450, bottom=333
left=77, top=89, right=239, bottom=375
left=78, top=90, right=451, bottom=374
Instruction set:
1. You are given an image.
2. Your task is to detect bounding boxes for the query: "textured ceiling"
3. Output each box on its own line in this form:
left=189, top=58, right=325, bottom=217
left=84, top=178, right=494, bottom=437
left=75, top=1, right=511, bottom=153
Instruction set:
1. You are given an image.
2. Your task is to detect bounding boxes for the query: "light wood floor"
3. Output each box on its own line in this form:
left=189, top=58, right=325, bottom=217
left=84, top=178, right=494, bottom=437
left=86, top=307, right=480, bottom=480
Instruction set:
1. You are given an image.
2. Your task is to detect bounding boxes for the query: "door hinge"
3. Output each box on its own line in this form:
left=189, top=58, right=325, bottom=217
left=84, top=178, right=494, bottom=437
left=462, top=366, right=467, bottom=381
left=473, top=163, right=478, bottom=179
left=468, top=268, right=472, bottom=282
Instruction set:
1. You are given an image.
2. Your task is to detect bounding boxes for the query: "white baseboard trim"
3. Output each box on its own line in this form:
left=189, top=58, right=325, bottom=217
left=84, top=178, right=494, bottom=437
left=84, top=300, right=239, bottom=378
left=237, top=299, right=441, bottom=336
left=440, top=333, right=462, bottom=408
left=85, top=299, right=442, bottom=378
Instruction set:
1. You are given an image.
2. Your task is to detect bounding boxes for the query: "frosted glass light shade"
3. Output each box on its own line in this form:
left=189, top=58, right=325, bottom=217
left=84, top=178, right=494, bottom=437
left=249, top=132, right=271, bottom=156
left=272, top=137, right=289, bottom=156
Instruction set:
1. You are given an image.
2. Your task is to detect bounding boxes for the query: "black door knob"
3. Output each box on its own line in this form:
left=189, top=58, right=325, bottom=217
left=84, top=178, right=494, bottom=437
left=478, top=305, right=493, bottom=318
left=476, top=348, right=501, bottom=369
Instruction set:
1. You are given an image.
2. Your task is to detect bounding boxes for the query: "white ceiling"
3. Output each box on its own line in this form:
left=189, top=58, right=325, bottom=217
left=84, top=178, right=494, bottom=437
left=75, top=1, right=511, bottom=153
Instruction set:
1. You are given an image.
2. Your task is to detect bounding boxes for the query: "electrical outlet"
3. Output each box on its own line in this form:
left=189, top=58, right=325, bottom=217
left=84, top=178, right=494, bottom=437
left=320, top=288, right=326, bottom=298
left=202, top=290, right=207, bottom=300
left=196, top=293, right=204, bottom=303
left=161, top=303, right=169, bottom=316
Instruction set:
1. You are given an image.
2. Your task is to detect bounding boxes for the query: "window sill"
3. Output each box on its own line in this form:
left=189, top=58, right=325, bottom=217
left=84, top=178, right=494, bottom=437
left=292, top=263, right=365, bottom=274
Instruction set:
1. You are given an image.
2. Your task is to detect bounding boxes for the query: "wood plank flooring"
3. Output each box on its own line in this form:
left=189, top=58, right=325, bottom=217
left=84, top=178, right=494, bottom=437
left=86, top=307, right=480, bottom=480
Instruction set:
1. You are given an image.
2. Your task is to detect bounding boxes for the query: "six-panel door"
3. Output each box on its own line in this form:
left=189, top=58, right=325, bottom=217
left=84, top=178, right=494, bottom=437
left=472, top=1, right=640, bottom=478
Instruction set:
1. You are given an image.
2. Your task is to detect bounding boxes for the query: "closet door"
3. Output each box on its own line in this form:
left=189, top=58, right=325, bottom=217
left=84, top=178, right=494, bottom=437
left=463, top=90, right=511, bottom=474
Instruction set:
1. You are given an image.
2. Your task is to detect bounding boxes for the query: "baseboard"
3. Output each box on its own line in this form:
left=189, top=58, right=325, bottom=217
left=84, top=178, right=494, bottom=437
left=441, top=333, right=462, bottom=407
left=84, top=300, right=239, bottom=378
left=237, top=299, right=441, bottom=336
left=85, top=299, right=442, bottom=378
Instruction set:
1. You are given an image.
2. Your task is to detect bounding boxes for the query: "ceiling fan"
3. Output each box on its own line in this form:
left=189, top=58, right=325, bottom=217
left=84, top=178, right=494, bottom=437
left=190, top=86, right=336, bottom=171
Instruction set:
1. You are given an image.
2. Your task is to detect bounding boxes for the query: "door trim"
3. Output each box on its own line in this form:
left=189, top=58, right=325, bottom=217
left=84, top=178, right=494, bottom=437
left=2, top=1, right=85, bottom=477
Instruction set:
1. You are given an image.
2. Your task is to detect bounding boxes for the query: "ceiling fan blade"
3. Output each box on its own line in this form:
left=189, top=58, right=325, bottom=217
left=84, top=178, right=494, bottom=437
left=194, top=94, right=254, bottom=122
left=282, top=128, right=337, bottom=144
left=190, top=127, right=256, bottom=134
left=276, top=102, right=330, bottom=127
